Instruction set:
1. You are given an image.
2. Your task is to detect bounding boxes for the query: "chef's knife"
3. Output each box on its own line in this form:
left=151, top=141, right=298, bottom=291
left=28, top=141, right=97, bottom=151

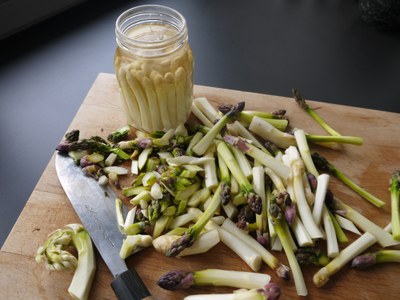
left=55, top=154, right=152, bottom=300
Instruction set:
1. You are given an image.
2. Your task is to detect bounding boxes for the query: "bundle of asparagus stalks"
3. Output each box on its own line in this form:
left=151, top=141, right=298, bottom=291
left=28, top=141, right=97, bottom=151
left=56, top=90, right=400, bottom=299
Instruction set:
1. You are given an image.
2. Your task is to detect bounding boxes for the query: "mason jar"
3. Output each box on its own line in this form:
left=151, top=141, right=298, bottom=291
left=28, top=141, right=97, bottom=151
left=114, top=5, right=194, bottom=132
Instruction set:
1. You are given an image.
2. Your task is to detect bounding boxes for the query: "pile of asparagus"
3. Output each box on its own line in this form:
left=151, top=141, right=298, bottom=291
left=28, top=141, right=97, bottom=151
left=56, top=91, right=400, bottom=299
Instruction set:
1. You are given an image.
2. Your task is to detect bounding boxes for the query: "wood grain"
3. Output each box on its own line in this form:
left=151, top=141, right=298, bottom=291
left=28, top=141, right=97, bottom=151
left=1, top=73, right=399, bottom=299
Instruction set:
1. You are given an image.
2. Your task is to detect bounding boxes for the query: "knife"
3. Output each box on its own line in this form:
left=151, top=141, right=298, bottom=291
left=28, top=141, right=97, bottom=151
left=55, top=154, right=153, bottom=300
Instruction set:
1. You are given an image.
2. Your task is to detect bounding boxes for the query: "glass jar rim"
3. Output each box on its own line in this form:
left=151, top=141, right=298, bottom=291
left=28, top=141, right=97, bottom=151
left=115, top=4, right=187, bottom=54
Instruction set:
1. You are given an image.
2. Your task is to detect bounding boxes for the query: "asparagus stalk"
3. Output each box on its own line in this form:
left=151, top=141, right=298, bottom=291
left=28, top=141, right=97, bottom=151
left=183, top=283, right=281, bottom=300
left=313, top=232, right=377, bottom=287
left=390, top=170, right=400, bottom=240
left=203, top=144, right=219, bottom=189
left=192, top=102, right=245, bottom=156
left=165, top=72, right=178, bottom=127
left=331, top=197, right=399, bottom=247
left=194, top=97, right=221, bottom=123
left=151, top=72, right=172, bottom=129
left=127, top=69, right=152, bottom=132
left=217, top=150, right=232, bottom=205
left=224, top=135, right=290, bottom=181
left=249, top=116, right=296, bottom=149
left=351, top=250, right=400, bottom=269
left=175, top=66, right=189, bottom=124
left=142, top=76, right=163, bottom=130
left=157, top=268, right=271, bottom=290
left=222, top=218, right=290, bottom=280
left=312, top=153, right=385, bottom=208
left=292, top=89, right=341, bottom=136
left=217, top=141, right=262, bottom=214
left=216, top=225, right=262, bottom=271
left=166, top=184, right=222, bottom=257
left=286, top=147, right=324, bottom=239
left=294, top=129, right=319, bottom=178
left=270, top=201, right=308, bottom=296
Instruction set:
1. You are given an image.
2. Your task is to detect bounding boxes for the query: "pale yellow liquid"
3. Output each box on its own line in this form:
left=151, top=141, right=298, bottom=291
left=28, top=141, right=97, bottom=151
left=115, top=23, right=194, bottom=132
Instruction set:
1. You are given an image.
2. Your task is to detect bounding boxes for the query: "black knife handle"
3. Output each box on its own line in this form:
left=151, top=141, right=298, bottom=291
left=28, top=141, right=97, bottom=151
left=111, top=269, right=153, bottom=300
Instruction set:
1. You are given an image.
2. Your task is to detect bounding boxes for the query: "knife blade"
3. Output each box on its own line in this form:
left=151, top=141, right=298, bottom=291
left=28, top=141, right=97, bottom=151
left=55, top=154, right=153, bottom=300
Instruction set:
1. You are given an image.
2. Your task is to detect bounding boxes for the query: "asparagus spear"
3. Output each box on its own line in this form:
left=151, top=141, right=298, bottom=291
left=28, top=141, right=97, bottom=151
left=390, top=170, right=400, bottom=240
left=313, top=232, right=377, bottom=287
left=312, top=153, right=385, bottom=208
left=292, top=89, right=341, bottom=136
left=192, top=102, right=245, bottom=156
left=269, top=193, right=308, bottom=296
left=217, top=141, right=262, bottom=214
left=351, top=250, right=400, bottom=269
left=166, top=184, right=222, bottom=257
left=183, top=283, right=281, bottom=300
left=157, top=268, right=271, bottom=290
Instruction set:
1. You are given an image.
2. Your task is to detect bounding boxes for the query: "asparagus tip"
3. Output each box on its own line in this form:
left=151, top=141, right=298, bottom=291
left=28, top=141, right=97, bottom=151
left=157, top=270, right=194, bottom=290
left=351, top=253, right=376, bottom=269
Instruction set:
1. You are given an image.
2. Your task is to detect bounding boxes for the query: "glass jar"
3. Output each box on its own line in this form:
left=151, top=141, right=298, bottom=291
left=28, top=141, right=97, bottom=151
left=114, top=5, right=194, bottom=132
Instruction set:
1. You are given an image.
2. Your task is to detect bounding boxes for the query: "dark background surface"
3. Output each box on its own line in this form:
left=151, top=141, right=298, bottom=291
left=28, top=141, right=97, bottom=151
left=0, top=0, right=399, bottom=246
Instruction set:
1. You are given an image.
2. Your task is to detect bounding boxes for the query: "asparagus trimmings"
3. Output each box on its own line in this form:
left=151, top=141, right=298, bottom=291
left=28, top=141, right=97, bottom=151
left=157, top=269, right=271, bottom=290
left=313, top=232, right=377, bottom=288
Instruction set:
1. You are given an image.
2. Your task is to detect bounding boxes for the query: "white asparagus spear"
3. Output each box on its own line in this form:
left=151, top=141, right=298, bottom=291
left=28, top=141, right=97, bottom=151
left=164, top=72, right=178, bottom=127
left=117, top=67, right=142, bottom=127
left=151, top=71, right=172, bottom=129
left=175, top=66, right=189, bottom=124
left=126, top=69, right=152, bottom=132
left=141, top=76, right=163, bottom=130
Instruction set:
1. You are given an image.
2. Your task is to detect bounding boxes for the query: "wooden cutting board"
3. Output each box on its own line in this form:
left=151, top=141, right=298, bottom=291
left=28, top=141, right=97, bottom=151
left=1, top=73, right=399, bottom=299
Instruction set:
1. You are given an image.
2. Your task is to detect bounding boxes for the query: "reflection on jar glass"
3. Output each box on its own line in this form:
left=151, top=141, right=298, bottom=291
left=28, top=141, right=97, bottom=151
left=114, top=5, right=194, bottom=132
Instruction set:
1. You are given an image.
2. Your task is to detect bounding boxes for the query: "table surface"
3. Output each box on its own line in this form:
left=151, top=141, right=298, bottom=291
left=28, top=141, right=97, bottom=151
left=1, top=73, right=399, bottom=300
left=0, top=0, right=400, bottom=247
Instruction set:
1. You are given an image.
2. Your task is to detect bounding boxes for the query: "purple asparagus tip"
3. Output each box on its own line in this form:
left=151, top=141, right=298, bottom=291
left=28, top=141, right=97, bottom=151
left=351, top=253, right=376, bottom=269
left=157, top=270, right=194, bottom=290
left=261, top=282, right=281, bottom=300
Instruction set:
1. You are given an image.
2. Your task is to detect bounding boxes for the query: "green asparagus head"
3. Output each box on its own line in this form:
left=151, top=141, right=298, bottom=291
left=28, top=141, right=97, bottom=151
left=65, top=129, right=80, bottom=143
left=292, top=89, right=309, bottom=110
left=295, top=247, right=330, bottom=267
left=390, top=170, right=400, bottom=192
left=311, top=153, right=335, bottom=173
left=157, top=270, right=194, bottom=290
left=107, top=125, right=130, bottom=143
